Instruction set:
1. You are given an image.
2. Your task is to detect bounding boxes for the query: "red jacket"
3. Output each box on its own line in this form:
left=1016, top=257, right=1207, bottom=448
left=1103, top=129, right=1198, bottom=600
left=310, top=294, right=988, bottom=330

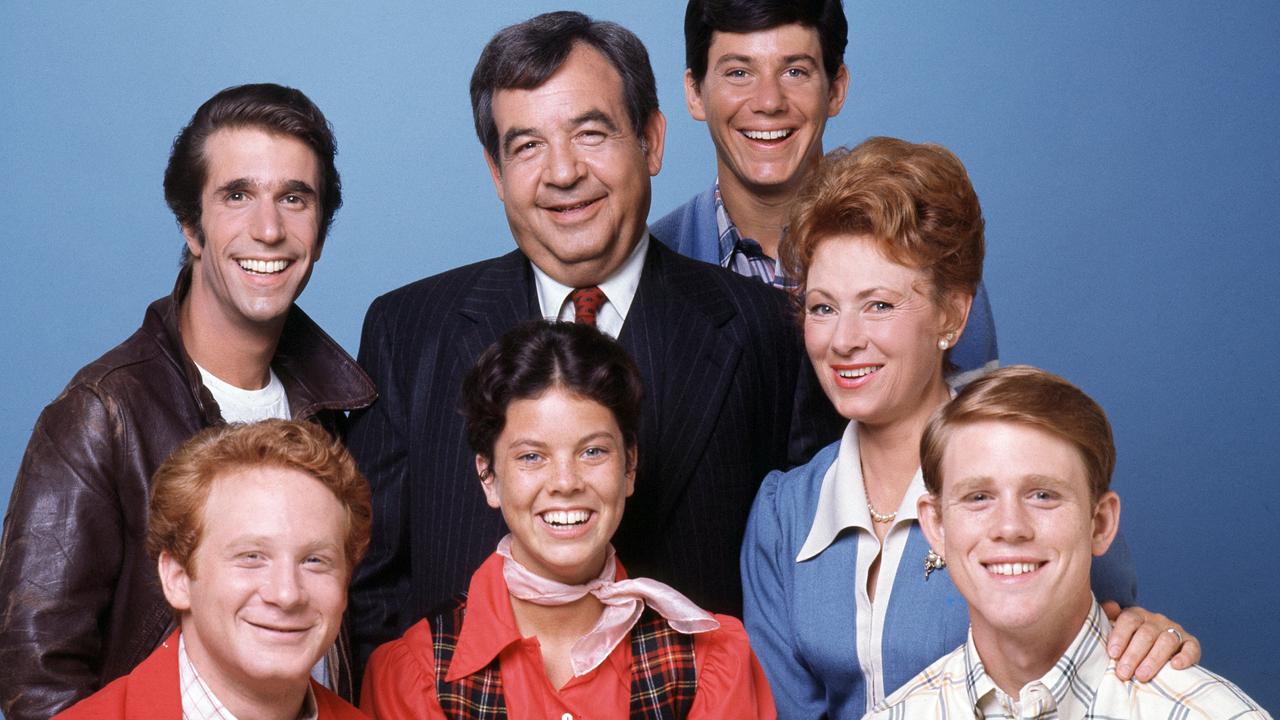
left=55, top=631, right=368, bottom=719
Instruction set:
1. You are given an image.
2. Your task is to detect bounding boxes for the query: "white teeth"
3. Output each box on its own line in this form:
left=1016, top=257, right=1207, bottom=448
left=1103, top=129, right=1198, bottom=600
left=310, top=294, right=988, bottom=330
left=743, top=129, right=792, bottom=140
left=986, top=562, right=1041, bottom=576
left=837, top=366, right=880, bottom=378
left=238, top=259, right=288, bottom=274
left=542, top=510, right=590, bottom=526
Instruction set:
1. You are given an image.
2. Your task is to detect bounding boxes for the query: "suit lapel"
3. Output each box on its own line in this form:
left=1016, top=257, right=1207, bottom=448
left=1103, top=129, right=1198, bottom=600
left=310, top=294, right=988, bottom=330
left=619, top=242, right=742, bottom=528
left=452, top=250, right=539, bottom=369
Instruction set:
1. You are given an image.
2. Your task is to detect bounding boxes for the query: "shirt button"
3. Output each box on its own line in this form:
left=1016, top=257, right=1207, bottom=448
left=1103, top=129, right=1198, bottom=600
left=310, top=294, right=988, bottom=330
left=561, top=714, right=573, bottom=720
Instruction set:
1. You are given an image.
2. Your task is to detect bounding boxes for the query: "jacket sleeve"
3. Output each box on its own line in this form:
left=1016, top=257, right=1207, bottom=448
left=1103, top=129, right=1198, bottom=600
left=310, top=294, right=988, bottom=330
left=360, top=623, right=445, bottom=720
left=0, top=386, right=126, bottom=720
left=687, top=615, right=777, bottom=720
left=787, top=342, right=845, bottom=469
left=740, top=472, right=829, bottom=720
left=345, top=296, right=415, bottom=686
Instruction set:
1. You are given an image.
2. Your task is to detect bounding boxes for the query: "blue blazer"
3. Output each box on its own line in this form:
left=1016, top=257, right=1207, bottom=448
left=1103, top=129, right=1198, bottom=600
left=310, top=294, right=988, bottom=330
left=652, top=184, right=1002, bottom=376
left=741, top=442, right=1139, bottom=720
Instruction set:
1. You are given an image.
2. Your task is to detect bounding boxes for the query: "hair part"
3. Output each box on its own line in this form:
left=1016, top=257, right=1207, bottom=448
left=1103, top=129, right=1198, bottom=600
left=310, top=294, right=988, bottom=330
left=684, top=0, right=848, bottom=84
left=920, top=365, right=1116, bottom=504
left=147, top=419, right=371, bottom=577
left=469, top=10, right=659, bottom=167
left=461, top=321, right=643, bottom=472
left=164, top=83, right=343, bottom=266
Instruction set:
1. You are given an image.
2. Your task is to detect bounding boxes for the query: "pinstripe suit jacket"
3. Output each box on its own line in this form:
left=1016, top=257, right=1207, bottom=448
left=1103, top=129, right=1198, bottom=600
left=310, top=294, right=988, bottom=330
left=346, top=239, right=841, bottom=674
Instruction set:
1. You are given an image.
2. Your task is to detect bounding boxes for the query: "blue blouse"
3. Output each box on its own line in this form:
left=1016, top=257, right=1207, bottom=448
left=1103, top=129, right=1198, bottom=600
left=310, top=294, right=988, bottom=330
left=741, top=441, right=1138, bottom=720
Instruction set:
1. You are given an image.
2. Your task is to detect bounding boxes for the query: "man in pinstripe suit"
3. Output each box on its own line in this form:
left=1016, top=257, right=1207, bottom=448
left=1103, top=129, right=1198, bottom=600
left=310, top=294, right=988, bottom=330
left=346, top=11, right=841, bottom=678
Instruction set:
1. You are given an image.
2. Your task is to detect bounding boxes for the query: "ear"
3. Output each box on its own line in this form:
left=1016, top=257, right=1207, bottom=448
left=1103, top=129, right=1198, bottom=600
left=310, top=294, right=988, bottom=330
left=942, top=290, right=974, bottom=346
left=182, top=224, right=203, bottom=261
left=641, top=110, right=667, bottom=177
left=916, top=493, right=946, bottom=553
left=1090, top=491, right=1121, bottom=557
left=157, top=550, right=192, bottom=612
left=477, top=454, right=501, bottom=509
left=826, top=63, right=850, bottom=118
left=623, top=445, right=638, bottom=498
left=484, top=150, right=506, bottom=203
left=684, top=69, right=707, bottom=122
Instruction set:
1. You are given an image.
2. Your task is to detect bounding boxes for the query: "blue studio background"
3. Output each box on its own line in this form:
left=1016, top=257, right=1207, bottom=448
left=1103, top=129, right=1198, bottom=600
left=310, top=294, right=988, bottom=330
left=2, top=1, right=1277, bottom=713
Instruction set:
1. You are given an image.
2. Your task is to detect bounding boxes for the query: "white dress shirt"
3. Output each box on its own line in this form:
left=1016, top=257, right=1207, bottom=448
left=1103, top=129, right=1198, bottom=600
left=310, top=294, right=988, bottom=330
left=530, top=233, right=649, bottom=339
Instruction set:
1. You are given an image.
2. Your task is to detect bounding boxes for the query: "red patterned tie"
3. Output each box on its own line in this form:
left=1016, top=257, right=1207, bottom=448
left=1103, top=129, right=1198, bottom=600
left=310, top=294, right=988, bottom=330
left=569, top=286, right=607, bottom=327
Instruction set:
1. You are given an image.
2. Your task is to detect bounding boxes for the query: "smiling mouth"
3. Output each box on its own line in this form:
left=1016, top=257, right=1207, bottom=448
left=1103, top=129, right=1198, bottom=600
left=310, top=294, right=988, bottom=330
left=984, top=562, right=1044, bottom=576
left=545, top=198, right=601, bottom=214
left=741, top=129, right=793, bottom=141
left=837, top=365, right=881, bottom=379
left=247, top=620, right=309, bottom=635
left=237, top=259, right=290, bottom=275
left=540, top=510, right=592, bottom=527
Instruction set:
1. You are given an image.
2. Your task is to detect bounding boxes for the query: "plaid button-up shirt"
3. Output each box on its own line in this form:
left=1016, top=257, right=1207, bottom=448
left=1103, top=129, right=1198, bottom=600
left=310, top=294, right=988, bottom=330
left=178, top=635, right=319, bottom=720
left=868, top=599, right=1271, bottom=719
left=714, top=182, right=797, bottom=291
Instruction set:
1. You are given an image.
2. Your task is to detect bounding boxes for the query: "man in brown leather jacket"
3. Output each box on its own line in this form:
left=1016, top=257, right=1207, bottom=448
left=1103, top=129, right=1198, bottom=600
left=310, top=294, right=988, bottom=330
left=0, top=83, right=376, bottom=720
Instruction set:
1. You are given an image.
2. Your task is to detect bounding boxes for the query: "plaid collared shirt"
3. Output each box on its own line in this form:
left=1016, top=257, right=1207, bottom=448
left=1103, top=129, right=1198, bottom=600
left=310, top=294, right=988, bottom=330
left=714, top=181, right=797, bottom=290
left=178, top=635, right=319, bottom=720
left=868, top=599, right=1271, bottom=719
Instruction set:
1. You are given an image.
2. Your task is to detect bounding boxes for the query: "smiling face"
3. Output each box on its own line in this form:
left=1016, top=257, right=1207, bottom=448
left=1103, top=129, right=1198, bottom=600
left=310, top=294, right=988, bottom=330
left=183, top=127, right=323, bottom=333
left=686, top=23, right=848, bottom=200
left=919, top=420, right=1120, bottom=649
left=158, top=465, right=348, bottom=700
left=479, top=385, right=636, bottom=585
left=486, top=44, right=666, bottom=288
left=802, top=234, right=962, bottom=429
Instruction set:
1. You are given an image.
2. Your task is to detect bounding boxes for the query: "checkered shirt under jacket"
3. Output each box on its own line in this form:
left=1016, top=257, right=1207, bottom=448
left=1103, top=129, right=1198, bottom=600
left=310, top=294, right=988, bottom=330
left=430, top=593, right=698, bottom=719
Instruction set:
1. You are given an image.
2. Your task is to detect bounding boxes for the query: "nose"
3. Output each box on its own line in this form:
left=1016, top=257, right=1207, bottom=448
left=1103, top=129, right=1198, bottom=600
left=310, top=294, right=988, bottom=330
left=250, top=197, right=286, bottom=244
left=749, top=74, right=787, bottom=114
left=542, top=139, right=586, bottom=189
left=990, top=498, right=1035, bottom=543
left=261, top=562, right=307, bottom=609
left=829, top=312, right=866, bottom=356
left=548, top=458, right=587, bottom=494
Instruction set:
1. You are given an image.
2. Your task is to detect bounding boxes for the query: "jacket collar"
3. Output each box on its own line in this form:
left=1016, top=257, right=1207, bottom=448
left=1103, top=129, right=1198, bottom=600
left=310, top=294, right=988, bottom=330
left=144, top=266, right=375, bottom=423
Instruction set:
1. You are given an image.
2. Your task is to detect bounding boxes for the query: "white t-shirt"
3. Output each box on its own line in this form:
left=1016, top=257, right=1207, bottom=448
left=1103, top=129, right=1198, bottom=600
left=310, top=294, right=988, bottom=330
left=195, top=363, right=291, bottom=422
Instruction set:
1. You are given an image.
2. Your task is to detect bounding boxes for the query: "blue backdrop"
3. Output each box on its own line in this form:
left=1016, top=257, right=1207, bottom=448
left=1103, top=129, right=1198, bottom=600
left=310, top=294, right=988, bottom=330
left=2, top=1, right=1277, bottom=712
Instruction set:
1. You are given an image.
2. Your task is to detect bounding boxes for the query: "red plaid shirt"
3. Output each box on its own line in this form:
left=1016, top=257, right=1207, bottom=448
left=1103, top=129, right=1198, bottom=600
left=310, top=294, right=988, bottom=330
left=362, top=552, right=776, bottom=719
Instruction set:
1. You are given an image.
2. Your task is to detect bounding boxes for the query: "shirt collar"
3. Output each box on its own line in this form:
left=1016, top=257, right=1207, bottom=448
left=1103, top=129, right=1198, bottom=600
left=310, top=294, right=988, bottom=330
left=966, top=598, right=1112, bottom=717
left=796, top=421, right=927, bottom=562
left=712, top=179, right=741, bottom=266
left=530, top=233, right=648, bottom=323
left=448, top=549, right=636, bottom=681
left=178, top=634, right=319, bottom=720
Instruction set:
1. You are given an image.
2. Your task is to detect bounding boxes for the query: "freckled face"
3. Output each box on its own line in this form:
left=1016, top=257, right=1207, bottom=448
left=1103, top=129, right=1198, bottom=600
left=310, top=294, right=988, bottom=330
left=158, top=466, right=348, bottom=700
left=479, top=385, right=635, bottom=585
left=918, top=421, right=1119, bottom=646
left=183, top=127, right=323, bottom=330
left=686, top=23, right=848, bottom=198
left=802, top=235, right=954, bottom=429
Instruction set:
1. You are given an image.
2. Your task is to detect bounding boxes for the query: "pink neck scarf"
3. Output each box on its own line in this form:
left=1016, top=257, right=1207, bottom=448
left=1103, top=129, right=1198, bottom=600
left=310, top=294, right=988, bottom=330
left=496, top=534, right=720, bottom=677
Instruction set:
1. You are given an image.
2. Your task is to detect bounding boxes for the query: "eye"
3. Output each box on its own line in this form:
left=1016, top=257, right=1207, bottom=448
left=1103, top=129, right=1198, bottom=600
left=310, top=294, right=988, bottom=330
left=867, top=301, right=894, bottom=313
left=784, top=67, right=810, bottom=79
left=516, top=451, right=544, bottom=465
left=963, top=492, right=991, bottom=504
left=282, top=194, right=305, bottom=205
left=1030, top=490, right=1060, bottom=503
left=806, top=302, right=835, bottom=317
left=303, top=553, right=334, bottom=568
left=236, top=551, right=267, bottom=567
left=577, top=129, right=607, bottom=146
left=226, top=191, right=247, bottom=203
left=581, top=446, right=609, bottom=459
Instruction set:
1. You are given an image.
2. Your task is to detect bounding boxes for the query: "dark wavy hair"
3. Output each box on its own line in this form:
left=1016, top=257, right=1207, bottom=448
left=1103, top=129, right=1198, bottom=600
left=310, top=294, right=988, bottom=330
left=684, top=0, right=847, bottom=85
left=470, top=11, right=659, bottom=167
left=461, top=321, right=643, bottom=467
left=164, top=83, right=342, bottom=265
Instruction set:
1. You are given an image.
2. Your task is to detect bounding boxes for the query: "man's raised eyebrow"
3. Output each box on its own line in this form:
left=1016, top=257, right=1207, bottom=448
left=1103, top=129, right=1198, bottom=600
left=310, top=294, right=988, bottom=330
left=282, top=179, right=317, bottom=196
left=501, top=126, right=539, bottom=156
left=571, top=109, right=619, bottom=134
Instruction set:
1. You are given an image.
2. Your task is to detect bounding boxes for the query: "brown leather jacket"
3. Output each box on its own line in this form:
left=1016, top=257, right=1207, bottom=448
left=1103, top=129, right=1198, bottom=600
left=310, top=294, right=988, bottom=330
left=0, top=271, right=376, bottom=720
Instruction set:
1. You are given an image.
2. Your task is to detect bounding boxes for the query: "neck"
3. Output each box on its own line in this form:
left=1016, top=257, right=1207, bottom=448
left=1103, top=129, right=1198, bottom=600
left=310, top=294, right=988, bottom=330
left=179, top=296, right=281, bottom=390
left=973, top=594, right=1094, bottom=699
left=184, top=630, right=309, bottom=720
left=857, top=376, right=952, bottom=507
left=716, top=152, right=821, bottom=259
left=509, top=592, right=604, bottom=642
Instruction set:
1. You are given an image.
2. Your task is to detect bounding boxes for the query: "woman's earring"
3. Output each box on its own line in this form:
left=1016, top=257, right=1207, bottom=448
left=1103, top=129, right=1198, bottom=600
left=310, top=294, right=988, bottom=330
left=938, top=332, right=955, bottom=351
left=924, top=548, right=947, bottom=580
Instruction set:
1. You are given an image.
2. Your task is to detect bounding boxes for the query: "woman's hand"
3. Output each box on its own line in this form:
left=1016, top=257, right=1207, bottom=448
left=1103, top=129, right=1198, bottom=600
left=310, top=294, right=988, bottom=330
left=1100, top=601, right=1200, bottom=681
